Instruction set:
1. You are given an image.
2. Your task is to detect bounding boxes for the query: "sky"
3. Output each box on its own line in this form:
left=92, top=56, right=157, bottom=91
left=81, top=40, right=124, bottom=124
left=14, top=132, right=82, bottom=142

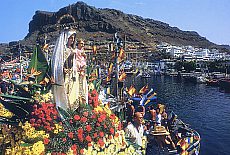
left=0, top=0, right=229, bottom=45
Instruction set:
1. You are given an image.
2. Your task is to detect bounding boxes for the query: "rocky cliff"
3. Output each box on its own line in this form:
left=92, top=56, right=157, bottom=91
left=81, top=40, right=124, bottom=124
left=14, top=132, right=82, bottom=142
left=1, top=1, right=229, bottom=56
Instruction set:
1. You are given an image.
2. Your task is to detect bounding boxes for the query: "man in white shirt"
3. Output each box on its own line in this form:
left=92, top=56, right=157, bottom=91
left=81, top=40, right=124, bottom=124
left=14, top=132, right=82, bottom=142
left=125, top=111, right=145, bottom=146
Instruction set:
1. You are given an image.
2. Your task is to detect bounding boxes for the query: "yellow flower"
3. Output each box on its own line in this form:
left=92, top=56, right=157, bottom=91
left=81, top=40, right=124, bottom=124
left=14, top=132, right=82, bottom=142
left=0, top=103, right=13, bottom=118
left=32, top=141, right=45, bottom=155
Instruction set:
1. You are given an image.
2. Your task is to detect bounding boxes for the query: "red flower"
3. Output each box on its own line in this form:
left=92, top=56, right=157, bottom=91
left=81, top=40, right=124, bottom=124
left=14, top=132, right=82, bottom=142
left=80, top=149, right=84, bottom=154
left=74, top=115, right=80, bottom=121
left=85, top=135, right=92, bottom=142
left=62, top=138, right=67, bottom=142
left=88, top=143, right=92, bottom=147
left=98, top=117, right=103, bottom=123
left=83, top=111, right=89, bottom=117
left=110, top=114, right=116, bottom=120
left=30, top=118, right=36, bottom=124
left=99, top=131, right=104, bottom=137
left=100, top=114, right=107, bottom=121
left=43, top=138, right=50, bottom=145
left=91, top=114, right=96, bottom=119
left=93, top=132, right=98, bottom=138
left=81, top=117, right=87, bottom=123
left=86, top=125, right=92, bottom=132
left=78, top=133, right=84, bottom=142
left=118, top=122, right=122, bottom=130
left=68, top=132, right=74, bottom=139
left=110, top=128, right=115, bottom=134
left=71, top=144, right=77, bottom=154
left=98, top=138, right=105, bottom=148
left=78, top=128, right=84, bottom=134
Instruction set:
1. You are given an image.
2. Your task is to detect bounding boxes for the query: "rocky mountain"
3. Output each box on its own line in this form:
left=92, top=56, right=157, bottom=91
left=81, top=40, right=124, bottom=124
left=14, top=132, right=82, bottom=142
left=1, top=1, right=229, bottom=57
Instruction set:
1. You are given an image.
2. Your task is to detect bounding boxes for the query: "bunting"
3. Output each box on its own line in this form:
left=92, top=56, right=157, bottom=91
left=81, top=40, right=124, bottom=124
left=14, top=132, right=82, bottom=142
left=108, top=63, right=113, bottom=75
left=118, top=72, right=127, bottom=82
left=92, top=45, right=97, bottom=55
left=117, top=48, right=125, bottom=63
left=127, top=85, right=136, bottom=97
left=139, top=85, right=149, bottom=94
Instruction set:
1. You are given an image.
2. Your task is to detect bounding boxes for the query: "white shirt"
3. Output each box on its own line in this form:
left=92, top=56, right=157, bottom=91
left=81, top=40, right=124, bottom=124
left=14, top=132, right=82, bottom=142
left=156, top=113, right=162, bottom=126
left=125, top=123, right=144, bottom=146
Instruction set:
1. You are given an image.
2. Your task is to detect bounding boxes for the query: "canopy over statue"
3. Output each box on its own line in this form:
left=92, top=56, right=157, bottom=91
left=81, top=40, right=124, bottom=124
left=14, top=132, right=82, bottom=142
left=51, top=29, right=88, bottom=111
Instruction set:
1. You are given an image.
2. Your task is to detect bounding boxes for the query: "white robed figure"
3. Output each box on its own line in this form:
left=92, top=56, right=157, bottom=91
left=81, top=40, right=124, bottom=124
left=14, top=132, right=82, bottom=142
left=51, top=29, right=88, bottom=110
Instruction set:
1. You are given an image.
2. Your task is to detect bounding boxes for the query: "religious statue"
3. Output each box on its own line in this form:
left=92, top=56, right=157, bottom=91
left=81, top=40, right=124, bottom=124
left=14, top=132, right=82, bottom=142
left=51, top=29, right=88, bottom=111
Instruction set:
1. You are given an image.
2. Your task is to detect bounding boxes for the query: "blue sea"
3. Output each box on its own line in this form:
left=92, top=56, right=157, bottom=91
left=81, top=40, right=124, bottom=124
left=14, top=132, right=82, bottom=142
left=126, top=75, right=230, bottom=155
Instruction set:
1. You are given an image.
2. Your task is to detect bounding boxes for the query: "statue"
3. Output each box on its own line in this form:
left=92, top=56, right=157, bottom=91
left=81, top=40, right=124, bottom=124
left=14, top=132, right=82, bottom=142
left=51, top=29, right=88, bottom=111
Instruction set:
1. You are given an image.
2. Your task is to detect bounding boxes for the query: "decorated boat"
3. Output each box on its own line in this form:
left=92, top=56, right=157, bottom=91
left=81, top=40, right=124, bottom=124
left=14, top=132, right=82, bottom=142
left=0, top=29, right=147, bottom=155
left=146, top=111, right=201, bottom=155
left=125, top=83, right=200, bottom=155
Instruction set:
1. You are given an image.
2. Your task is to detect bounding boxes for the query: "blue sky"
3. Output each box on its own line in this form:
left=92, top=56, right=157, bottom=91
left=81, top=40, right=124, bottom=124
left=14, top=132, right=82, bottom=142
left=0, top=0, right=229, bottom=45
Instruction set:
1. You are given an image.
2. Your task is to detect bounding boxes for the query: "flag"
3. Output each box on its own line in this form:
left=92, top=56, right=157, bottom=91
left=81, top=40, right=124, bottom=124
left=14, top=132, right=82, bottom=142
left=139, top=85, right=149, bottom=94
left=92, top=45, right=97, bottom=55
left=127, top=85, right=136, bottom=97
left=111, top=51, right=116, bottom=60
left=118, top=72, right=127, bottom=81
left=106, top=76, right=111, bottom=82
left=108, top=43, right=114, bottom=52
left=28, top=45, right=49, bottom=83
left=118, top=48, right=125, bottom=63
left=108, top=63, right=113, bottom=75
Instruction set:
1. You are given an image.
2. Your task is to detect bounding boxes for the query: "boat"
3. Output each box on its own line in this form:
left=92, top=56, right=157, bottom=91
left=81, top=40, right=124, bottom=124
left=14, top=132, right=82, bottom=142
left=126, top=86, right=200, bottom=155
left=219, top=78, right=230, bottom=92
left=206, top=79, right=219, bottom=87
left=146, top=111, right=201, bottom=155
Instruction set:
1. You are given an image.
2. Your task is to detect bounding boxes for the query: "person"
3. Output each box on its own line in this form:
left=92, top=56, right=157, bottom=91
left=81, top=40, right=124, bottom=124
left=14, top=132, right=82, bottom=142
left=51, top=29, right=88, bottom=111
left=125, top=111, right=145, bottom=146
left=161, top=107, right=168, bottom=128
left=152, top=126, right=176, bottom=150
left=126, top=100, right=135, bottom=123
left=0, top=77, right=8, bottom=94
left=149, top=105, right=156, bottom=121
left=155, top=108, right=162, bottom=126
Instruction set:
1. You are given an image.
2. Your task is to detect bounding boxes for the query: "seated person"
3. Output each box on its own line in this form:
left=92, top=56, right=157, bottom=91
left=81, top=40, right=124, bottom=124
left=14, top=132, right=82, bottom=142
left=152, top=126, right=176, bottom=150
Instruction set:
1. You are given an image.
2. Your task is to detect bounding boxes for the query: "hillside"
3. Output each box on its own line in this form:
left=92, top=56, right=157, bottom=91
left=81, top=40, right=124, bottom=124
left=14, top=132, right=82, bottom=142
left=1, top=1, right=229, bottom=57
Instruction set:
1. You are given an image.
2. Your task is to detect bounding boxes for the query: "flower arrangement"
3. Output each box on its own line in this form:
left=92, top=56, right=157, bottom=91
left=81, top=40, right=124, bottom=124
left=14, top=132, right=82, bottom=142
left=0, top=67, right=146, bottom=155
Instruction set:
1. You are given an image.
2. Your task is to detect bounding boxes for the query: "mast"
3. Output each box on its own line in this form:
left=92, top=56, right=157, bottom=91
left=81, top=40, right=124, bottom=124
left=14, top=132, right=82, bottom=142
left=19, top=42, right=23, bottom=82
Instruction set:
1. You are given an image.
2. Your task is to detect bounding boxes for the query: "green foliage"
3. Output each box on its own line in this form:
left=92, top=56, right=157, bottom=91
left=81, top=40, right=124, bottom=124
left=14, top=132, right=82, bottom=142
left=183, top=61, right=196, bottom=72
left=174, top=61, right=183, bottom=71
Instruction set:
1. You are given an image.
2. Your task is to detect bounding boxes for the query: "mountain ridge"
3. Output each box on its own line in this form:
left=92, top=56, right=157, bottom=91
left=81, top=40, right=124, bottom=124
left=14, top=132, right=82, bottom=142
left=1, top=1, right=230, bottom=55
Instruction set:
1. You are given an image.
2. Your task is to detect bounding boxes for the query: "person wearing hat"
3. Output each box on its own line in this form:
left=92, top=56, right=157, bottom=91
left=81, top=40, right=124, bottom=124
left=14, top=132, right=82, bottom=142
left=152, top=126, right=176, bottom=150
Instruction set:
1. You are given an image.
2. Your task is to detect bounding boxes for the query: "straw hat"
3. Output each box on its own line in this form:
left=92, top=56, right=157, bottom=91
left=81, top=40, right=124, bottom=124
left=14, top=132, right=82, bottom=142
left=151, top=126, right=170, bottom=136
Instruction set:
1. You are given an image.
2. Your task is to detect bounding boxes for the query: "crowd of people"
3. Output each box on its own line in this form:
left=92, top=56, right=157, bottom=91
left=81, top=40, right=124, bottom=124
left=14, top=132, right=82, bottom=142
left=125, top=100, right=177, bottom=151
